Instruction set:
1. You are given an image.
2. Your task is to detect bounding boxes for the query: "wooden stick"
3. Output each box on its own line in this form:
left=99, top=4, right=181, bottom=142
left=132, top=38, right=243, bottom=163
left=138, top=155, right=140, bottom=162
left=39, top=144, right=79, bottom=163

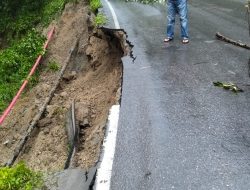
left=215, top=32, right=250, bottom=50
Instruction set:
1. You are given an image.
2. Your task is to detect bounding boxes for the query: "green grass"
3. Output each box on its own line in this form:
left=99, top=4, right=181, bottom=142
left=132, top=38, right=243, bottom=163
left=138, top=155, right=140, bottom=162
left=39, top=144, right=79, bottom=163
left=0, top=162, right=43, bottom=190
left=94, top=13, right=107, bottom=27
left=42, top=0, right=66, bottom=26
left=48, top=60, right=60, bottom=72
left=0, top=0, right=73, bottom=42
left=90, top=0, right=102, bottom=12
left=0, top=0, right=75, bottom=113
left=0, top=30, right=45, bottom=112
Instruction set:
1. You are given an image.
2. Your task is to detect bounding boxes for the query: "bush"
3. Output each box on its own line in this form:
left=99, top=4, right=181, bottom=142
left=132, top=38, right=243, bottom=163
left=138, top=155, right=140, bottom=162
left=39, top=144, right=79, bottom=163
left=0, top=0, right=72, bottom=113
left=0, top=162, right=43, bottom=190
left=48, top=60, right=60, bottom=72
left=0, top=1, right=44, bottom=41
left=0, top=0, right=69, bottom=42
left=90, top=0, right=102, bottom=12
left=94, top=13, right=107, bottom=27
left=42, top=0, right=66, bottom=26
left=0, top=30, right=45, bottom=112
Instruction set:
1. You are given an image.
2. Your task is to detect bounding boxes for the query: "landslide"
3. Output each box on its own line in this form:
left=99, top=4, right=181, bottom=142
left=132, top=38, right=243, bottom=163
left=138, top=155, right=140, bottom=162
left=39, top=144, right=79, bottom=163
left=0, top=0, right=126, bottom=172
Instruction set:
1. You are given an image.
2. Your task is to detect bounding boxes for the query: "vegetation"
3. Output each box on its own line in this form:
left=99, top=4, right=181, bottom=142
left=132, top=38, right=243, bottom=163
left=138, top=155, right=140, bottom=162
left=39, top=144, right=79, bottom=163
left=0, top=0, right=76, bottom=113
left=0, top=0, right=75, bottom=42
left=48, top=60, right=60, bottom=72
left=90, top=0, right=102, bottom=12
left=213, top=81, right=243, bottom=93
left=0, top=162, right=43, bottom=190
left=94, top=13, right=107, bottom=27
left=0, top=31, right=45, bottom=112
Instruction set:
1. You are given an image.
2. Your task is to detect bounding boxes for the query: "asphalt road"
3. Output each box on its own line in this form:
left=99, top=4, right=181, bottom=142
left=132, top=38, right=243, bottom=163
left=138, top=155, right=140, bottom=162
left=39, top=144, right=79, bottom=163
left=103, top=0, right=250, bottom=189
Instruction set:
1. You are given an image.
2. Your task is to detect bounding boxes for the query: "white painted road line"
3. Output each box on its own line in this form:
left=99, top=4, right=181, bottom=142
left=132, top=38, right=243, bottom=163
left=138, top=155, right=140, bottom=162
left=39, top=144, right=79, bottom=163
left=140, top=66, right=152, bottom=70
left=95, top=105, right=120, bottom=190
left=104, top=0, right=120, bottom=29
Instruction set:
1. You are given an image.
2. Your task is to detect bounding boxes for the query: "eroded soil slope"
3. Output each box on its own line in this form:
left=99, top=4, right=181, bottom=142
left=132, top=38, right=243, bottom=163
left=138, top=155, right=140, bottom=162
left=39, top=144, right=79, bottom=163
left=0, top=1, right=125, bottom=172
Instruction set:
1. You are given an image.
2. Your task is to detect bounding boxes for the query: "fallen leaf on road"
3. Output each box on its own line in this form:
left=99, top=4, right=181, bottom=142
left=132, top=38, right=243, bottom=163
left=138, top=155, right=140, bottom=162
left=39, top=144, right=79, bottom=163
left=213, top=81, right=243, bottom=93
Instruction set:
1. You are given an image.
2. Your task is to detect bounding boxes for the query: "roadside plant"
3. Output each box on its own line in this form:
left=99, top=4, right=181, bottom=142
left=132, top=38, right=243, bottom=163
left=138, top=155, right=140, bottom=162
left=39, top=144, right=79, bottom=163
left=0, top=0, right=74, bottom=113
left=0, top=162, right=43, bottom=190
left=0, top=0, right=81, bottom=114
left=90, top=0, right=102, bottom=12
left=94, top=13, right=107, bottom=27
left=48, top=60, right=60, bottom=72
left=0, top=0, right=70, bottom=42
left=27, top=74, right=40, bottom=89
left=42, top=0, right=67, bottom=26
left=0, top=30, right=45, bottom=112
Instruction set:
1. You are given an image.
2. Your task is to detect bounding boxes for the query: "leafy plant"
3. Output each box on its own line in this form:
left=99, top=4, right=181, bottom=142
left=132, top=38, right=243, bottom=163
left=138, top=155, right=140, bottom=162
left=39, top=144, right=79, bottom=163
left=0, top=0, right=72, bottom=113
left=0, top=30, right=45, bottom=112
left=48, top=60, right=60, bottom=72
left=42, top=0, right=66, bottom=26
left=27, top=74, right=40, bottom=89
left=0, top=0, right=69, bottom=42
left=0, top=162, right=43, bottom=190
left=94, top=13, right=107, bottom=27
left=0, top=1, right=44, bottom=41
left=90, top=0, right=102, bottom=12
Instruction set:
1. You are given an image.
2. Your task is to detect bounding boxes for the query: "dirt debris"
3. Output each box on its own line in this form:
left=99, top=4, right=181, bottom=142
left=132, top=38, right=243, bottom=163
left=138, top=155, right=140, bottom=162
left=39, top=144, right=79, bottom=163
left=63, top=71, right=77, bottom=81
left=0, top=0, right=131, bottom=172
left=17, top=27, right=124, bottom=171
left=0, top=1, right=89, bottom=165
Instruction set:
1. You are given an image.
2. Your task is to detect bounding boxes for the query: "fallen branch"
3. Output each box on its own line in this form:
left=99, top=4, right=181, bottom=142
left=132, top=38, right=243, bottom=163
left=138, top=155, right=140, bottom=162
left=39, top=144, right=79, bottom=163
left=215, top=32, right=250, bottom=50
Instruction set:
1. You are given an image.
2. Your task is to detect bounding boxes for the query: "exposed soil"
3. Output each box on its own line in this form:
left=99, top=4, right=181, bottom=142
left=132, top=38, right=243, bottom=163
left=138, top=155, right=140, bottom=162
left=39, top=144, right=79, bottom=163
left=0, top=0, right=127, bottom=172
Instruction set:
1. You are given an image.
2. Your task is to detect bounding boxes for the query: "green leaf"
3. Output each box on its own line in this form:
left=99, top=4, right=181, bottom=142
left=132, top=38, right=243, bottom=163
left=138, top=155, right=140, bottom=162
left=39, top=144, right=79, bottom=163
left=213, top=81, right=243, bottom=93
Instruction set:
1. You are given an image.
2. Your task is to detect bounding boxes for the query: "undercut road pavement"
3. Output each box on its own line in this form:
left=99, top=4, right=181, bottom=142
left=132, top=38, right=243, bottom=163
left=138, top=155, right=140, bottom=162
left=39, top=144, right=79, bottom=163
left=102, top=0, right=250, bottom=189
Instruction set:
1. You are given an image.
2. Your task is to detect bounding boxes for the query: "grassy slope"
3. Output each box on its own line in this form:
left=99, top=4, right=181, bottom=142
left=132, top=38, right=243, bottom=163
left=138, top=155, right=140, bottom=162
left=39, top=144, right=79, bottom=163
left=0, top=0, right=74, bottom=112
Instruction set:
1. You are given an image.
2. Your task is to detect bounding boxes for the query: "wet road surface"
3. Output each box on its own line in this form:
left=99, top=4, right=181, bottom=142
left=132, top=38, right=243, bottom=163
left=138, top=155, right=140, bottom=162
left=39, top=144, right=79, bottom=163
left=103, top=0, right=250, bottom=189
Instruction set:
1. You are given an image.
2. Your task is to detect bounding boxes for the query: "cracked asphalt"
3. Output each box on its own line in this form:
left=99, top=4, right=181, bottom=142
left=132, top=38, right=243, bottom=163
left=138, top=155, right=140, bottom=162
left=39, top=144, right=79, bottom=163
left=102, top=0, right=250, bottom=189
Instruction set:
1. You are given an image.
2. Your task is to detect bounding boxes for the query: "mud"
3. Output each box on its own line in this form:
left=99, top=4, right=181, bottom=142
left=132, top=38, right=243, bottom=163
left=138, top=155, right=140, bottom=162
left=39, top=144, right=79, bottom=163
left=0, top=0, right=128, bottom=172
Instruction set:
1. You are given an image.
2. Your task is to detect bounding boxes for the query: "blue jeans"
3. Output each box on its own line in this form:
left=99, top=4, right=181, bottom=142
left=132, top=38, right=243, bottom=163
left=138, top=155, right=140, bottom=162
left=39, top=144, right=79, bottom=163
left=166, top=0, right=189, bottom=39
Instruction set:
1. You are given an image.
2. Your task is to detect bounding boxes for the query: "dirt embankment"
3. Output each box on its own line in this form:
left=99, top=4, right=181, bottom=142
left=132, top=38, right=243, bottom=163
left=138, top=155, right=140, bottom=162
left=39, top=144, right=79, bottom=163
left=0, top=1, right=128, bottom=172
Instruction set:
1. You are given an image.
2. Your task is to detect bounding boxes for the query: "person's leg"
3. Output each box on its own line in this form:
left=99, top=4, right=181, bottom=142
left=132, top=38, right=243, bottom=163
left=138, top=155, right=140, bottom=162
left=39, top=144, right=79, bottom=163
left=166, top=0, right=177, bottom=39
left=177, top=0, right=189, bottom=39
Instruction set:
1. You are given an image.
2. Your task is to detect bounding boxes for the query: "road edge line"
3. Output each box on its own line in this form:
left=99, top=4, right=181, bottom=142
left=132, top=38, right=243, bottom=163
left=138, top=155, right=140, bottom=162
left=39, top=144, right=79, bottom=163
left=104, top=0, right=120, bottom=29
left=94, top=105, right=120, bottom=190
